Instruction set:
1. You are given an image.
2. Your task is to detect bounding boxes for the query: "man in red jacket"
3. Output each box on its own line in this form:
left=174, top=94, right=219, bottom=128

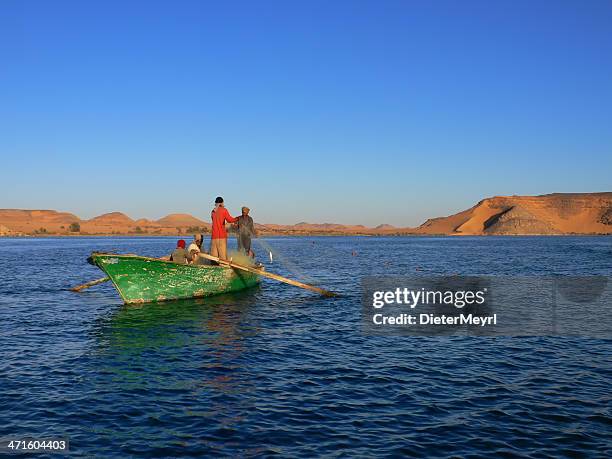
left=210, top=196, right=238, bottom=260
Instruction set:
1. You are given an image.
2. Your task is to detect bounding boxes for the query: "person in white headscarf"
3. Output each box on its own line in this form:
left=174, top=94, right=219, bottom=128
left=188, top=233, right=206, bottom=264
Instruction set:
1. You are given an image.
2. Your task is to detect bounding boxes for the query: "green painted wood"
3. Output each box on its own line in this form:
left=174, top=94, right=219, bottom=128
left=90, top=253, right=259, bottom=304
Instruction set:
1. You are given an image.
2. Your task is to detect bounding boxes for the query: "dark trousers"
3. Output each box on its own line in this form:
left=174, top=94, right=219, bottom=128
left=237, top=233, right=252, bottom=253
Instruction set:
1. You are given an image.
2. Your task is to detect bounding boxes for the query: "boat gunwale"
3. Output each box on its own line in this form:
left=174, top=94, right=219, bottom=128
left=90, top=252, right=244, bottom=272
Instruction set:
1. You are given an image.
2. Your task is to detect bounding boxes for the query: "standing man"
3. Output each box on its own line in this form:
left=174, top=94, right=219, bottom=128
left=210, top=196, right=237, bottom=260
left=236, top=206, right=257, bottom=257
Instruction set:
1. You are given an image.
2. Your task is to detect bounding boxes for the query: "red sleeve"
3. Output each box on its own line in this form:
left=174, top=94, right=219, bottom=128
left=224, top=208, right=238, bottom=223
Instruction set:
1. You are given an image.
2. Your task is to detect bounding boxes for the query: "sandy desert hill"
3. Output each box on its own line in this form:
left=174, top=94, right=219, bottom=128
left=81, top=212, right=134, bottom=234
left=156, top=214, right=210, bottom=229
left=0, top=209, right=81, bottom=233
left=415, top=193, right=612, bottom=235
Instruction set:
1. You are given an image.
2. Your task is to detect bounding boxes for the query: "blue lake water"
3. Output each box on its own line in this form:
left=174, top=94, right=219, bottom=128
left=0, top=236, right=610, bottom=457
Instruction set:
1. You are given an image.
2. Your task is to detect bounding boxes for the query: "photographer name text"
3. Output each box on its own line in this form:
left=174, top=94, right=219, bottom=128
left=372, top=313, right=497, bottom=326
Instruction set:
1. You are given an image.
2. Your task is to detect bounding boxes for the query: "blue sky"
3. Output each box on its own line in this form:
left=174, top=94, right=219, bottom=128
left=1, top=0, right=611, bottom=226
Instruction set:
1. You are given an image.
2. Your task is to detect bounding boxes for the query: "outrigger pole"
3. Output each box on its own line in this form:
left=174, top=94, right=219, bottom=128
left=71, top=277, right=110, bottom=292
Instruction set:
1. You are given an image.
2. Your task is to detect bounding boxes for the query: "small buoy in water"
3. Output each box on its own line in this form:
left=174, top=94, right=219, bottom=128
left=269, top=251, right=273, bottom=262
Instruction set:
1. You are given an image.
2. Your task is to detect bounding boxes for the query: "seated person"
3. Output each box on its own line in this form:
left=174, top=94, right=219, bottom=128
left=169, top=239, right=189, bottom=264
left=188, top=234, right=208, bottom=265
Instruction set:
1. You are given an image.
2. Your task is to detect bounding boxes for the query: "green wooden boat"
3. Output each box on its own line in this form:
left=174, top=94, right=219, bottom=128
left=89, top=252, right=260, bottom=304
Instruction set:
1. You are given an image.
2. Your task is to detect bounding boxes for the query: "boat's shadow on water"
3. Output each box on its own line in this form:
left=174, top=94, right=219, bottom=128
left=88, top=288, right=266, bottom=391
left=90, top=282, right=327, bottom=354
left=93, top=287, right=262, bottom=347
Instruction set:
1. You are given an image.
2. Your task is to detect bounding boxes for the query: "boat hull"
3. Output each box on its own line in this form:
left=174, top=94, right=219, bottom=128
left=90, top=253, right=259, bottom=304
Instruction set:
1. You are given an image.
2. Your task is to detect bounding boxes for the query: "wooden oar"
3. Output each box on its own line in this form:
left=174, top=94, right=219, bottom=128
left=198, top=253, right=338, bottom=297
left=71, top=277, right=110, bottom=292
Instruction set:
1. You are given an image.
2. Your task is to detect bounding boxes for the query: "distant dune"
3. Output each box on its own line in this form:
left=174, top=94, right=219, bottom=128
left=81, top=212, right=134, bottom=234
left=0, top=209, right=81, bottom=234
left=156, top=213, right=209, bottom=229
left=0, top=193, right=610, bottom=236
left=415, top=193, right=612, bottom=235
